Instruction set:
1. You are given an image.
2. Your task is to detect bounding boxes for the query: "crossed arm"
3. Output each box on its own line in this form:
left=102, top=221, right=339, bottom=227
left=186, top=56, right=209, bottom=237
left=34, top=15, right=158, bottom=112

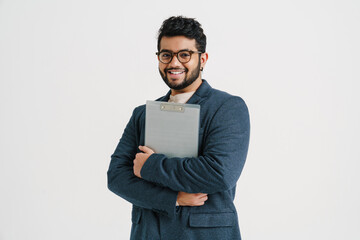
left=135, top=97, right=250, bottom=194
left=108, top=97, right=250, bottom=216
left=134, top=145, right=208, bottom=206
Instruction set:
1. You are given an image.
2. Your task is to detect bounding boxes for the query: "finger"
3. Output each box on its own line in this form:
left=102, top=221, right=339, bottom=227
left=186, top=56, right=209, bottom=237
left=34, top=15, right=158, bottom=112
left=195, top=193, right=207, bottom=198
left=139, top=145, right=150, bottom=153
left=198, top=194, right=207, bottom=200
left=139, top=145, right=154, bottom=154
left=200, top=195, right=208, bottom=201
left=195, top=201, right=205, bottom=206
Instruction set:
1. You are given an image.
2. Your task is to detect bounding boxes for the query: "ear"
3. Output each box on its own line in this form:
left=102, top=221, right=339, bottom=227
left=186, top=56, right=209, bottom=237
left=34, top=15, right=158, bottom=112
left=200, top=52, right=208, bottom=70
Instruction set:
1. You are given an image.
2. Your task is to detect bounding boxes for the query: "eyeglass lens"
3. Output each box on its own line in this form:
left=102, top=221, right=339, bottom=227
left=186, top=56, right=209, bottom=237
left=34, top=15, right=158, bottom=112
left=159, top=51, right=191, bottom=63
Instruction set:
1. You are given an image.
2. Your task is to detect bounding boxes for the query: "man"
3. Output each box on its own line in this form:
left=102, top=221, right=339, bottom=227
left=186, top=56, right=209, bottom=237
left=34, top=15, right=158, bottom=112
left=107, top=16, right=250, bottom=240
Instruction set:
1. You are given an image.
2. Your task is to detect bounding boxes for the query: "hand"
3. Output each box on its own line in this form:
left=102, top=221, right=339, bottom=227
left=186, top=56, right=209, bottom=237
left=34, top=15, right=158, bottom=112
left=177, top=191, right=208, bottom=206
left=133, top=146, right=154, bottom=178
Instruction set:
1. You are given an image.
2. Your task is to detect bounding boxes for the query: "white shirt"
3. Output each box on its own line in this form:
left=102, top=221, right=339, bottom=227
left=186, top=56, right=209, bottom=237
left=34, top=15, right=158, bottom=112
left=168, top=91, right=195, bottom=104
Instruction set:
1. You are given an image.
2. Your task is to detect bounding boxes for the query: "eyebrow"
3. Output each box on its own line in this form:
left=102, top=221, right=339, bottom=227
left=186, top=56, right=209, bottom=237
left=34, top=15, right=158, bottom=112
left=159, top=48, right=192, bottom=53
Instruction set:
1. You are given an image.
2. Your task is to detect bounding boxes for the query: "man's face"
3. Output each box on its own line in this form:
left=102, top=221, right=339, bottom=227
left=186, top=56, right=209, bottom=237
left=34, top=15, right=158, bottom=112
left=158, top=36, right=207, bottom=92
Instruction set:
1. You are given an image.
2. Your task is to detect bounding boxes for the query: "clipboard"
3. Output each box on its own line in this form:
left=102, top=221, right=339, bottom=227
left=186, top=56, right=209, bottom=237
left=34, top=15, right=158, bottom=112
left=145, top=100, right=200, bottom=158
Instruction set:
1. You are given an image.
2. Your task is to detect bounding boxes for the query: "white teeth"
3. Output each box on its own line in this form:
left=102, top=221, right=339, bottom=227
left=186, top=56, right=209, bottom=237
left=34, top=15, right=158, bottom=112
left=169, top=71, right=183, bottom=75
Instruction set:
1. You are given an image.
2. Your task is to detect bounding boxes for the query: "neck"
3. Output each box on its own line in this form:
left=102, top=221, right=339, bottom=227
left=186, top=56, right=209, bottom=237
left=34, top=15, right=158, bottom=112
left=171, top=78, right=202, bottom=95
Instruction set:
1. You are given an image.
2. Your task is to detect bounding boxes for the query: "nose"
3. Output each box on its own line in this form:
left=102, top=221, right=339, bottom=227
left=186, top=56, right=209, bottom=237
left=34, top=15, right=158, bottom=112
left=168, top=54, right=182, bottom=68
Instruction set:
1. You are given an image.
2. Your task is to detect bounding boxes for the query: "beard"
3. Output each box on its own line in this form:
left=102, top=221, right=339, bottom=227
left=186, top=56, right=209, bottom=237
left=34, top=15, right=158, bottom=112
left=159, top=58, right=201, bottom=90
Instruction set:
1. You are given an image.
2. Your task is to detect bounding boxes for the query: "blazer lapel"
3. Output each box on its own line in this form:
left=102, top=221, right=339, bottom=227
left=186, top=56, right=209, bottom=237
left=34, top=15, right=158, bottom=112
left=187, top=79, right=212, bottom=105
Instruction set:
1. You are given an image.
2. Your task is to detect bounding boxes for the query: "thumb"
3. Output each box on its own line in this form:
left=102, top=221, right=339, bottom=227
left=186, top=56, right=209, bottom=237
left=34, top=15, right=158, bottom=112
left=139, top=145, right=154, bottom=154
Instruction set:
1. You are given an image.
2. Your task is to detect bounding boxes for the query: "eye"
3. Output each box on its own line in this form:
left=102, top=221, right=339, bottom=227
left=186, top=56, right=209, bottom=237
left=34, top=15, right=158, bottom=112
left=179, top=52, right=191, bottom=58
left=160, top=52, right=171, bottom=58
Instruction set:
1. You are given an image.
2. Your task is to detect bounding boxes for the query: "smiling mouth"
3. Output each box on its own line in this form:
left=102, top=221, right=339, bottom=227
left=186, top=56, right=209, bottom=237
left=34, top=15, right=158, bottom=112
left=167, top=69, right=186, bottom=75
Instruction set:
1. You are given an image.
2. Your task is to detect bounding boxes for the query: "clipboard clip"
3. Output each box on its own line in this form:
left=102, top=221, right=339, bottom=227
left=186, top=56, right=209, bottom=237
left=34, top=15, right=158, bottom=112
left=160, top=103, right=185, bottom=113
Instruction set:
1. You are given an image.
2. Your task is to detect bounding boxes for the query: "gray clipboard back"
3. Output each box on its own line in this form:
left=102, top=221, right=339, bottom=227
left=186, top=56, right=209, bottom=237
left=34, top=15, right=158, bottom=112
left=145, top=100, right=200, bottom=158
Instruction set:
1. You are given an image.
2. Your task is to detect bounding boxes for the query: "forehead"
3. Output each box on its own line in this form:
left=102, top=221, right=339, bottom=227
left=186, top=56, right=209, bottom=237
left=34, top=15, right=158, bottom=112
left=159, top=36, right=197, bottom=51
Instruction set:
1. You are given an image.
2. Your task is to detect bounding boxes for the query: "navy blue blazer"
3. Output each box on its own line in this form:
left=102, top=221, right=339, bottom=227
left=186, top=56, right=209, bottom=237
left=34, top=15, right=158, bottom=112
left=108, top=80, right=250, bottom=240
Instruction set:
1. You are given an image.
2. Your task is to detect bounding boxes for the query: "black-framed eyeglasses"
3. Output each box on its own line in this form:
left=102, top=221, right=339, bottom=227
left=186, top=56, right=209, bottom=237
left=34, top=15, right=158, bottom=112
left=156, top=50, right=203, bottom=64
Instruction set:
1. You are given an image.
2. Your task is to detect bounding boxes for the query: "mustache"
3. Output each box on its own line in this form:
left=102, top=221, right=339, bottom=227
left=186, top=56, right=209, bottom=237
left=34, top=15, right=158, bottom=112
left=165, top=68, right=188, bottom=72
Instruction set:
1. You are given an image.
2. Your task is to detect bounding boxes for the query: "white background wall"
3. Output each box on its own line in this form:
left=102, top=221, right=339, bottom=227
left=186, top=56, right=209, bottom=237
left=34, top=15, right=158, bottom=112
left=1, top=0, right=359, bottom=239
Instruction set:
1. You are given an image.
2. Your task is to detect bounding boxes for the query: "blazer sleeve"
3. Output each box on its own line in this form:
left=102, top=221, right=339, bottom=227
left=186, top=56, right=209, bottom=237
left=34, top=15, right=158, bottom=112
left=140, top=96, right=250, bottom=194
left=107, top=107, right=178, bottom=217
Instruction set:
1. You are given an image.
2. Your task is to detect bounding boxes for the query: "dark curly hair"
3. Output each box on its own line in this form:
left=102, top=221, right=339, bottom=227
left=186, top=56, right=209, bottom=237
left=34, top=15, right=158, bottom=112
left=157, top=16, right=207, bottom=53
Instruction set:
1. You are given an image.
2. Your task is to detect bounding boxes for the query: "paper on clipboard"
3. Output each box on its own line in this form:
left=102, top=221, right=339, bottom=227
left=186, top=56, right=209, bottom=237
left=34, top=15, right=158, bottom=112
left=145, top=100, right=200, bottom=158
